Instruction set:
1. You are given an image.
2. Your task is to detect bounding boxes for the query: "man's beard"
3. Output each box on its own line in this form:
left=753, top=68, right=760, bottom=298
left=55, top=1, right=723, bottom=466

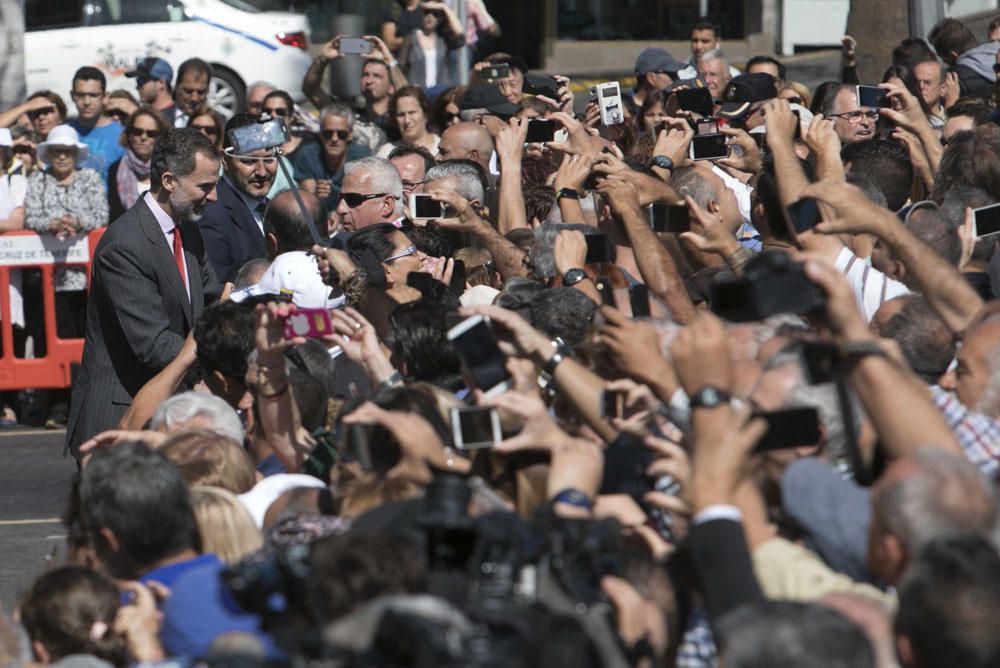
left=171, top=194, right=203, bottom=222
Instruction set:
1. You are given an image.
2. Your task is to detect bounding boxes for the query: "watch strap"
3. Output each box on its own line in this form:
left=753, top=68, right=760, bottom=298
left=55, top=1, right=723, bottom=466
left=551, top=487, right=593, bottom=510
left=689, top=385, right=730, bottom=410
left=556, top=187, right=581, bottom=201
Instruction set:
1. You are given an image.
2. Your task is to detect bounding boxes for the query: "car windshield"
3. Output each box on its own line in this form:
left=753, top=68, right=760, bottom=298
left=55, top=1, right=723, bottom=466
left=215, top=0, right=291, bottom=12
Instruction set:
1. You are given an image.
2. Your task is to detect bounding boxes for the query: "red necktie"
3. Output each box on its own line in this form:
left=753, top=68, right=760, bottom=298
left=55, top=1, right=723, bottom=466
left=172, top=225, right=188, bottom=291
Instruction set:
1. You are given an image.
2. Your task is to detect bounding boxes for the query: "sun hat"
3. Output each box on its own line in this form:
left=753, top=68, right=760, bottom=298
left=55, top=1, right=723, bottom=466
left=36, top=124, right=89, bottom=166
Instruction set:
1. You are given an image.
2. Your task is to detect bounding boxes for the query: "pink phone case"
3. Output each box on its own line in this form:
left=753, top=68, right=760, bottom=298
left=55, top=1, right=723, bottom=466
left=284, top=308, right=333, bottom=339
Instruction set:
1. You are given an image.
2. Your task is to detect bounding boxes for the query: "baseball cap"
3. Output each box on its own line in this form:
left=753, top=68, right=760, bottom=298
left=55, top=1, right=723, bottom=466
left=634, top=47, right=687, bottom=77
left=125, top=57, right=173, bottom=84
left=460, top=84, right=519, bottom=117
left=719, top=73, right=778, bottom=118
left=229, top=251, right=344, bottom=309
left=664, top=77, right=708, bottom=94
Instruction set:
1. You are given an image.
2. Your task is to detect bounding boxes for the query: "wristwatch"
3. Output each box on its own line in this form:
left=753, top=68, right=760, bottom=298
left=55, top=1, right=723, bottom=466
left=556, top=187, right=581, bottom=201
left=562, top=268, right=586, bottom=286
left=651, top=155, right=674, bottom=171
left=551, top=487, right=593, bottom=510
left=689, top=385, right=731, bottom=410
left=542, top=337, right=572, bottom=376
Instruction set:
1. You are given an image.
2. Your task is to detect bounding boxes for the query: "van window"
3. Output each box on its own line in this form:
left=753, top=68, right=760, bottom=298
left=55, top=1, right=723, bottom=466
left=81, top=0, right=183, bottom=25
left=25, top=0, right=82, bottom=31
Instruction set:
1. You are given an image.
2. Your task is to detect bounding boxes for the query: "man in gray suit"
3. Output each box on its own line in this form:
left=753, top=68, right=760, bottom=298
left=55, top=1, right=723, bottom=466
left=65, top=129, right=223, bottom=458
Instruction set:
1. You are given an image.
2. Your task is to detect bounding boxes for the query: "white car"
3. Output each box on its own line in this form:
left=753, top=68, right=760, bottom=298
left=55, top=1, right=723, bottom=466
left=23, top=0, right=313, bottom=117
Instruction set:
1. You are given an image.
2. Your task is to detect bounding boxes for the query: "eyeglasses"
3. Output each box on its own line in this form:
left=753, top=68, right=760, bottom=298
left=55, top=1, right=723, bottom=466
left=829, top=110, right=879, bottom=124
left=263, top=107, right=290, bottom=117
left=128, top=127, right=161, bottom=139
left=70, top=91, right=102, bottom=100
left=192, top=124, right=219, bottom=136
left=341, top=191, right=389, bottom=208
left=383, top=245, right=418, bottom=263
left=402, top=179, right=425, bottom=191
left=105, top=109, right=130, bottom=123
left=27, top=106, right=56, bottom=120
left=897, top=199, right=938, bottom=225
left=321, top=129, right=350, bottom=141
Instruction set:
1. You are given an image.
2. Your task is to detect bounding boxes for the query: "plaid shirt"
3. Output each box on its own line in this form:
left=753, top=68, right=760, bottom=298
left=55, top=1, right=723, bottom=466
left=675, top=607, right=718, bottom=668
left=931, top=385, right=1000, bottom=480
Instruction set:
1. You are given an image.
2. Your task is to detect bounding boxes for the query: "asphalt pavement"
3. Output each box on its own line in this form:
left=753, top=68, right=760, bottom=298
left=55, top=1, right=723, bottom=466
left=0, top=428, right=75, bottom=612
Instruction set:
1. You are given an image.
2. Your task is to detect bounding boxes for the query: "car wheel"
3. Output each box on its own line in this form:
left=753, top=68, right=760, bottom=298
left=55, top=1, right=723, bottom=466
left=208, top=68, right=245, bottom=120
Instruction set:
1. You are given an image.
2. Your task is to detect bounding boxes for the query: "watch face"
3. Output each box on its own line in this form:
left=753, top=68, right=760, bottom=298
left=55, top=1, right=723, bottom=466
left=653, top=156, right=673, bottom=169
left=564, top=269, right=586, bottom=285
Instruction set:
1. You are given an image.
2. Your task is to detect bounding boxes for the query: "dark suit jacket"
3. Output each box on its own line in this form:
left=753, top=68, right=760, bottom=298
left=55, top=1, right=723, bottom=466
left=65, top=198, right=221, bottom=455
left=199, top=177, right=267, bottom=284
left=688, top=518, right=765, bottom=625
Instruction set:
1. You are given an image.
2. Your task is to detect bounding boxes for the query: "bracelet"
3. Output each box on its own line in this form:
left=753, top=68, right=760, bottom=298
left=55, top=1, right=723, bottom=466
left=551, top=487, right=593, bottom=510
left=541, top=337, right=572, bottom=376
left=556, top=187, right=581, bottom=201
left=343, top=268, right=371, bottom=306
left=379, top=370, right=403, bottom=389
left=258, top=382, right=289, bottom=399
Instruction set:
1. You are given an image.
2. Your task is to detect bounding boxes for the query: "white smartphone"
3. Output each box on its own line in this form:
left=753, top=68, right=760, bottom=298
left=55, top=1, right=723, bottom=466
left=450, top=406, right=502, bottom=450
left=596, top=82, right=624, bottom=126
left=973, top=202, right=1000, bottom=238
left=409, top=193, right=443, bottom=220
left=689, top=133, right=730, bottom=161
left=446, top=315, right=512, bottom=397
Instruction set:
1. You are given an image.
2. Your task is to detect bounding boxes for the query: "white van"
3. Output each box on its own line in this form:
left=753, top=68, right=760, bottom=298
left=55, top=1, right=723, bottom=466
left=23, top=0, right=313, bottom=117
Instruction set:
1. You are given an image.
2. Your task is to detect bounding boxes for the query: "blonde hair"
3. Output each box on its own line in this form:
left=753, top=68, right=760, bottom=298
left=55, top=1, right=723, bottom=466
left=779, top=80, right=812, bottom=108
left=160, top=429, right=257, bottom=494
left=190, top=486, right=263, bottom=564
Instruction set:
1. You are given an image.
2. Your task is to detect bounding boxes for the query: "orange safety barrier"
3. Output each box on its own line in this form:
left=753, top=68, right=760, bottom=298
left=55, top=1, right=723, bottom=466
left=0, top=229, right=106, bottom=391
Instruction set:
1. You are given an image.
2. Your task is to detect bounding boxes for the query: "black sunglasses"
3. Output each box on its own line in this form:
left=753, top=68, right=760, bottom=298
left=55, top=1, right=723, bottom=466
left=263, top=107, right=289, bottom=117
left=27, top=106, right=56, bottom=120
left=128, top=127, right=161, bottom=139
left=321, top=129, right=350, bottom=140
left=340, top=192, right=388, bottom=208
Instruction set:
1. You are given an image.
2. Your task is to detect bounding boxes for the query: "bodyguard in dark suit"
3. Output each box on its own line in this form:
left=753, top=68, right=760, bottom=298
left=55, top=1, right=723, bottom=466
left=199, top=113, right=277, bottom=284
left=65, top=129, right=223, bottom=457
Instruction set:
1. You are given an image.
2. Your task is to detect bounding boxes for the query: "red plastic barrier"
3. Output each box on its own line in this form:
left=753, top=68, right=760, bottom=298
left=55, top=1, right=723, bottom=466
left=0, top=229, right=106, bottom=391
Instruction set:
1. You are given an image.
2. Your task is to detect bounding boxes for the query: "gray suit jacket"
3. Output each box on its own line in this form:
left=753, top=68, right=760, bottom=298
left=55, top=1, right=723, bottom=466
left=65, top=198, right=221, bottom=455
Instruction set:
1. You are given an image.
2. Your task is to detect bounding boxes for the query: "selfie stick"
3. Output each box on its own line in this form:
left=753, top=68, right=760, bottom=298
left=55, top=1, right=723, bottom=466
left=271, top=147, right=327, bottom=247
left=834, top=376, right=870, bottom=486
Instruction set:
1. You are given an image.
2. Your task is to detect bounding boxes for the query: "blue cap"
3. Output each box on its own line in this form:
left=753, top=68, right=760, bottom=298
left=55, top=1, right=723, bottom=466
left=635, top=48, right=686, bottom=76
left=126, top=57, right=173, bottom=83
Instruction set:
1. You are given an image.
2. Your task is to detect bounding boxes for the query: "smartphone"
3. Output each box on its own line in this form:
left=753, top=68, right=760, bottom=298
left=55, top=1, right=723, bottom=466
left=584, top=233, right=611, bottom=264
left=600, top=388, right=626, bottom=420
left=483, top=63, right=510, bottom=80
left=596, top=82, right=624, bottom=126
left=629, top=284, right=651, bottom=317
left=689, top=133, right=730, bottom=161
left=785, top=197, right=822, bottom=233
left=523, top=74, right=560, bottom=99
left=340, top=37, right=372, bottom=56
left=595, top=276, right=615, bottom=306
left=447, top=315, right=512, bottom=397
left=675, top=88, right=714, bottom=116
left=284, top=308, right=333, bottom=339
left=753, top=407, right=822, bottom=452
left=449, top=259, right=467, bottom=292
left=344, top=423, right=373, bottom=472
left=696, top=118, right=720, bottom=135
left=798, top=341, right=840, bottom=385
left=525, top=118, right=556, bottom=143
left=228, top=118, right=289, bottom=154
left=973, top=202, right=1000, bottom=238
left=450, top=406, right=502, bottom=450
left=856, top=85, right=887, bottom=109
left=599, top=435, right=656, bottom=499
left=649, top=203, right=689, bottom=233
left=406, top=271, right=436, bottom=294
left=409, top=193, right=444, bottom=220
left=791, top=109, right=802, bottom=140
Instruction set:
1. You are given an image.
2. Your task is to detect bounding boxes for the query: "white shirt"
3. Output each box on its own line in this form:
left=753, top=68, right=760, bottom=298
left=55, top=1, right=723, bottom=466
left=424, top=45, right=439, bottom=88
left=835, top=246, right=911, bottom=322
left=0, top=173, right=26, bottom=218
left=173, top=111, right=189, bottom=129
left=143, top=191, right=190, bottom=299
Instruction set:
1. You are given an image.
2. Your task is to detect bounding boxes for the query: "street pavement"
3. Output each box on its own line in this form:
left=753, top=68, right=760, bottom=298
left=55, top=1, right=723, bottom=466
left=0, top=428, right=75, bottom=612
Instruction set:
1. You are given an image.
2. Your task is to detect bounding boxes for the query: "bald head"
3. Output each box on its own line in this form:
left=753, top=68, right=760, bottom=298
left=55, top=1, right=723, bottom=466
left=263, top=189, right=325, bottom=258
left=437, top=122, right=495, bottom=173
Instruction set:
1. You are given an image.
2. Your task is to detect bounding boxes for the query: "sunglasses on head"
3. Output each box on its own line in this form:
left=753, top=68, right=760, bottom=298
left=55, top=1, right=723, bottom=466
left=340, top=191, right=388, bottom=208
left=128, top=127, right=161, bottom=139
left=263, top=107, right=289, bottom=117
left=27, top=106, right=56, bottom=120
left=321, top=129, right=350, bottom=141
left=106, top=109, right=130, bottom=122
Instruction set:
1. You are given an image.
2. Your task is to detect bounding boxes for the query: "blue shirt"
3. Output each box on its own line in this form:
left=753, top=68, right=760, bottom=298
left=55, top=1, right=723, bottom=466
left=70, top=120, right=125, bottom=183
left=291, top=141, right=371, bottom=211
left=140, top=553, right=218, bottom=588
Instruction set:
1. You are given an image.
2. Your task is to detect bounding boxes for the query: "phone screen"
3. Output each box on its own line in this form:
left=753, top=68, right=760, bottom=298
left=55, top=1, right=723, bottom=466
left=629, top=284, right=651, bottom=317
left=649, top=203, right=689, bottom=233
left=585, top=233, right=611, bottom=264
left=449, top=259, right=467, bottom=292
left=340, top=37, right=372, bottom=56
left=798, top=341, right=840, bottom=384
left=526, top=119, right=556, bottom=143
left=676, top=88, right=714, bottom=116
left=856, top=85, right=887, bottom=109
left=599, top=435, right=656, bottom=499
left=753, top=407, right=822, bottom=452
left=974, top=202, right=1000, bottom=238
left=447, top=317, right=511, bottom=394
left=411, top=193, right=443, bottom=219
left=710, top=280, right=755, bottom=321
left=452, top=407, right=499, bottom=450
left=690, top=133, right=729, bottom=161
left=785, top=197, right=822, bottom=233
left=600, top=389, right=626, bottom=420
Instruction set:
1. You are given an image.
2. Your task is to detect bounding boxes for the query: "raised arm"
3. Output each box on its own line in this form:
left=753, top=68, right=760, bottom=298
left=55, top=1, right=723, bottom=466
left=302, top=38, right=341, bottom=109
left=495, top=117, right=529, bottom=234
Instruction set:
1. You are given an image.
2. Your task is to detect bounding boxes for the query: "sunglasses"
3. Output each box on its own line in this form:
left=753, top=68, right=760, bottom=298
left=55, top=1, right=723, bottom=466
left=27, top=106, right=56, bottom=120
left=192, top=124, right=219, bottom=136
left=341, top=191, right=388, bottom=208
left=444, top=111, right=461, bottom=123
left=321, top=129, right=350, bottom=141
left=106, top=109, right=130, bottom=123
left=263, top=107, right=290, bottom=117
left=383, top=245, right=418, bottom=263
left=128, top=127, right=161, bottom=139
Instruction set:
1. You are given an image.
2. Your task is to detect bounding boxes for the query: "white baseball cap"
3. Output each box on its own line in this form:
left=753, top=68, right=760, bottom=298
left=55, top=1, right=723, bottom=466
left=230, top=250, right=344, bottom=309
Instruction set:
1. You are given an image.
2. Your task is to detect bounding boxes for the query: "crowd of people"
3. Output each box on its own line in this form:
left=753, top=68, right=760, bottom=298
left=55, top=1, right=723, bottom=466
left=2, top=4, right=1000, bottom=667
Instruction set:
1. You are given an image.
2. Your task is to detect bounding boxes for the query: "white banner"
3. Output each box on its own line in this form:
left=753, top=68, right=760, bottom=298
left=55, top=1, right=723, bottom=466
left=0, top=234, right=91, bottom=267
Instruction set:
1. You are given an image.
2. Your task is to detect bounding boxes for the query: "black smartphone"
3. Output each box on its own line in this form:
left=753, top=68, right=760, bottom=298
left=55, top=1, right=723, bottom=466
left=595, top=275, right=615, bottom=305
left=675, top=88, right=714, bottom=116
left=345, top=423, right=373, bottom=471
left=450, top=406, right=501, bottom=450
left=689, top=133, right=729, bottom=161
left=483, top=63, right=510, bottom=80
left=525, top=118, right=556, bottom=143
left=600, top=388, right=626, bottom=420
left=410, top=193, right=444, bottom=220
left=523, top=74, right=560, bottom=99
left=446, top=315, right=512, bottom=397
left=649, top=203, right=690, bottom=234
left=973, top=202, right=1000, bottom=238
left=449, top=259, right=467, bottom=292
left=629, top=284, right=651, bottom=317
left=753, top=407, right=822, bottom=452
left=406, top=271, right=436, bottom=294
left=599, top=435, right=656, bottom=499
left=798, top=341, right=840, bottom=385
left=785, top=197, right=822, bottom=234
left=856, top=85, right=888, bottom=109
left=584, top=233, right=611, bottom=264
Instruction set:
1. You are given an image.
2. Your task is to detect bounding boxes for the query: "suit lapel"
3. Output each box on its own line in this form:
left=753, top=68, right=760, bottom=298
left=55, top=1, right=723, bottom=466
left=137, top=199, right=193, bottom=327
left=220, top=178, right=267, bottom=256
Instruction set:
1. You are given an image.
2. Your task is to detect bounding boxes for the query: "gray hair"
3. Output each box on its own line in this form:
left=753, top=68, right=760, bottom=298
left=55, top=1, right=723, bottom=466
left=874, top=448, right=999, bottom=554
left=698, top=47, right=730, bottom=68
left=320, top=102, right=356, bottom=131
left=247, top=81, right=276, bottom=96
left=150, top=392, right=244, bottom=444
left=669, top=165, right=717, bottom=209
left=344, top=157, right=404, bottom=216
left=531, top=222, right=597, bottom=279
left=425, top=161, right=487, bottom=204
